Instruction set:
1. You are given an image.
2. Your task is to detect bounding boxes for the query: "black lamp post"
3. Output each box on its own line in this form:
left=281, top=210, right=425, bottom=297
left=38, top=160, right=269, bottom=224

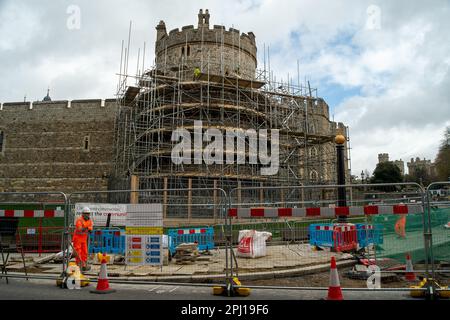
left=335, top=133, right=347, bottom=223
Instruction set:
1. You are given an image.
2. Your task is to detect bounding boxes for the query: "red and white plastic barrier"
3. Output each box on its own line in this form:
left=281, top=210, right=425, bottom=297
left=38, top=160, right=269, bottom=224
left=315, top=224, right=356, bottom=232
left=228, top=204, right=423, bottom=218
left=177, top=228, right=207, bottom=235
left=0, top=209, right=64, bottom=218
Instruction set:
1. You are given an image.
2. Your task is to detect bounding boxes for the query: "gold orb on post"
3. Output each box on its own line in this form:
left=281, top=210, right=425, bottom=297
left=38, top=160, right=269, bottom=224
left=335, top=134, right=346, bottom=145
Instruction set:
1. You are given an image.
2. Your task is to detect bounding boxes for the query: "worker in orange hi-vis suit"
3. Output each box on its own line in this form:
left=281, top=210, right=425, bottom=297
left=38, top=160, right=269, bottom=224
left=395, top=214, right=406, bottom=239
left=73, top=207, right=93, bottom=271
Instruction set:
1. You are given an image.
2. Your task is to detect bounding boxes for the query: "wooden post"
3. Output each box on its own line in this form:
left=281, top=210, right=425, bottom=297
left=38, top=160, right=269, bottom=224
left=188, top=178, right=192, bottom=222
left=130, top=175, right=139, bottom=204
left=237, top=181, right=242, bottom=206
left=163, top=177, right=168, bottom=219
left=213, top=179, right=217, bottom=222
left=301, top=187, right=305, bottom=208
left=259, top=182, right=264, bottom=205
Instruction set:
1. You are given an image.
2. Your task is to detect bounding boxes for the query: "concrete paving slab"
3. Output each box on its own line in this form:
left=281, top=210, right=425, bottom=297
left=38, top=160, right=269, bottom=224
left=149, top=265, right=182, bottom=276
left=173, top=266, right=196, bottom=275
left=192, top=266, right=210, bottom=274
left=206, top=264, right=224, bottom=273
left=40, top=267, right=63, bottom=274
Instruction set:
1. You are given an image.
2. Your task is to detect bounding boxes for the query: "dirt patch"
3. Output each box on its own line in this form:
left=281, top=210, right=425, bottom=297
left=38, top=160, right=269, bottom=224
left=245, top=267, right=450, bottom=288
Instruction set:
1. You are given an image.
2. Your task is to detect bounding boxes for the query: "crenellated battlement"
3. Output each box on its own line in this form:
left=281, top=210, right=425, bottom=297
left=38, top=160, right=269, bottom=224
left=0, top=98, right=117, bottom=111
left=155, top=9, right=257, bottom=79
left=155, top=22, right=257, bottom=59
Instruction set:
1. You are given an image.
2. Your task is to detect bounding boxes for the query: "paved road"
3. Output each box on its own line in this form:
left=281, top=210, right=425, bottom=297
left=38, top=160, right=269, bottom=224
left=0, top=277, right=414, bottom=300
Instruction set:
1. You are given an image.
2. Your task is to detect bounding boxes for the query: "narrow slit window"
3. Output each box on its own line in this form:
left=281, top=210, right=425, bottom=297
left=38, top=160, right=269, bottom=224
left=83, top=136, right=90, bottom=151
left=0, top=131, right=4, bottom=153
left=187, top=45, right=190, bottom=56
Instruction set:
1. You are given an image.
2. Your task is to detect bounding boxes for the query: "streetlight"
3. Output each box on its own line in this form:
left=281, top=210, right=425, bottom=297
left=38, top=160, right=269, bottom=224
left=335, top=133, right=347, bottom=223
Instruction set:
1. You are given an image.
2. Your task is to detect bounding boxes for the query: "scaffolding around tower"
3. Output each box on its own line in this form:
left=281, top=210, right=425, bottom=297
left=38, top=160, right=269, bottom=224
left=111, top=11, right=349, bottom=219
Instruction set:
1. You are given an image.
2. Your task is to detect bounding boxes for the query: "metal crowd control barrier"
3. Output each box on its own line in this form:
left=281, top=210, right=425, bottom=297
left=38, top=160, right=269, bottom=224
left=0, top=182, right=445, bottom=298
left=227, top=182, right=429, bottom=292
left=425, top=181, right=450, bottom=281
left=0, top=191, right=68, bottom=282
left=65, top=187, right=229, bottom=286
left=19, top=226, right=64, bottom=254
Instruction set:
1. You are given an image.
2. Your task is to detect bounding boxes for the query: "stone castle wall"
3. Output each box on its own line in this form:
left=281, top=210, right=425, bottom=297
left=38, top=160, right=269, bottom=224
left=0, top=99, right=118, bottom=194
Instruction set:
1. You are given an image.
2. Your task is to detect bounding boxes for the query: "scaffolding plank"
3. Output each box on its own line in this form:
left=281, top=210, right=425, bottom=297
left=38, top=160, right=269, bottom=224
left=123, top=86, right=140, bottom=105
left=197, top=73, right=265, bottom=89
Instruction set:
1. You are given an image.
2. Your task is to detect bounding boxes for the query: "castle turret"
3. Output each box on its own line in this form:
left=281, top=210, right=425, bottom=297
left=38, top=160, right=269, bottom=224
left=197, top=9, right=210, bottom=28
left=156, top=20, right=167, bottom=41
left=155, top=9, right=257, bottom=79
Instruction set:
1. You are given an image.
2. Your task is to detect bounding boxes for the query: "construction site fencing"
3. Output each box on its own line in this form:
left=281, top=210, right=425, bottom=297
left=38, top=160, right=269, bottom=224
left=225, top=183, right=442, bottom=291
left=18, top=226, right=64, bottom=254
left=65, top=188, right=229, bottom=285
left=0, top=184, right=447, bottom=296
left=0, top=191, right=67, bottom=282
left=425, top=182, right=450, bottom=280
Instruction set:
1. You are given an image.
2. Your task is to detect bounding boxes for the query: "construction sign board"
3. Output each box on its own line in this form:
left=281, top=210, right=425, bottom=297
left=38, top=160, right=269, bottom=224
left=74, top=203, right=163, bottom=227
left=124, top=203, right=164, bottom=266
left=125, top=235, right=163, bottom=266
left=126, top=203, right=163, bottom=227
left=74, top=203, right=127, bottom=226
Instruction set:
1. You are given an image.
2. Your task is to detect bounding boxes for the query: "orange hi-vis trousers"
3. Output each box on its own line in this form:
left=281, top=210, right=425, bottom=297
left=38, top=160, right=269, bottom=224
left=73, top=239, right=88, bottom=267
left=73, top=217, right=93, bottom=267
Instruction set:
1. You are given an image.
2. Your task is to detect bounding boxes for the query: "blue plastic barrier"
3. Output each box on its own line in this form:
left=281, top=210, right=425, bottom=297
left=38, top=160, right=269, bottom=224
left=309, top=224, right=334, bottom=247
left=355, top=223, right=383, bottom=248
left=167, top=227, right=214, bottom=256
left=308, top=223, right=358, bottom=251
left=89, top=229, right=125, bottom=254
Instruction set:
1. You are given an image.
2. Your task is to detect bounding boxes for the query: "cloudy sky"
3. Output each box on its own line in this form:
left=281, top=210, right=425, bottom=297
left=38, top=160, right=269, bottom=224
left=0, top=0, right=449, bottom=176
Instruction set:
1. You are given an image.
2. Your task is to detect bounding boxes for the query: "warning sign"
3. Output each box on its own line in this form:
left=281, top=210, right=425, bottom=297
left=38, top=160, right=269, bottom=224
left=74, top=203, right=163, bottom=227
left=125, top=235, right=162, bottom=266
left=74, top=203, right=127, bottom=226
left=125, top=227, right=163, bottom=235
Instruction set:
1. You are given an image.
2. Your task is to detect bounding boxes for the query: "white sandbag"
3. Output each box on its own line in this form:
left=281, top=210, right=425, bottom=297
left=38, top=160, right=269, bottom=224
left=237, top=229, right=272, bottom=258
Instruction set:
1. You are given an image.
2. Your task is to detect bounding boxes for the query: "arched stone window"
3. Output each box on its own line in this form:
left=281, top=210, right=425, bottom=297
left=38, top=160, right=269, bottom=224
left=310, top=170, right=318, bottom=183
left=309, top=146, right=318, bottom=157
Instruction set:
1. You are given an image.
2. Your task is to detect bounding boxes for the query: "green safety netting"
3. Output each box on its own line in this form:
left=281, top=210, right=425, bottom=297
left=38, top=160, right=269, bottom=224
left=372, top=207, right=449, bottom=264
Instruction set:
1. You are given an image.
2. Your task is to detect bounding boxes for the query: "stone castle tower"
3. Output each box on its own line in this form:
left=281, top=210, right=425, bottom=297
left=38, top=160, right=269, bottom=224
left=154, top=9, right=257, bottom=80
left=113, top=9, right=350, bottom=214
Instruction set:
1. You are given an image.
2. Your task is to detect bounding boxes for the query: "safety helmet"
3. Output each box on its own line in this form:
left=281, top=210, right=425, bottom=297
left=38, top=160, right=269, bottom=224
left=81, top=206, right=91, bottom=214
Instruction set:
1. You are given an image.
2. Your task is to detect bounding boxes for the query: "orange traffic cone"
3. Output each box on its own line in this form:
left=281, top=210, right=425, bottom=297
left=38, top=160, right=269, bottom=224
left=90, top=254, right=116, bottom=294
left=327, top=256, right=343, bottom=300
left=405, top=253, right=416, bottom=281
